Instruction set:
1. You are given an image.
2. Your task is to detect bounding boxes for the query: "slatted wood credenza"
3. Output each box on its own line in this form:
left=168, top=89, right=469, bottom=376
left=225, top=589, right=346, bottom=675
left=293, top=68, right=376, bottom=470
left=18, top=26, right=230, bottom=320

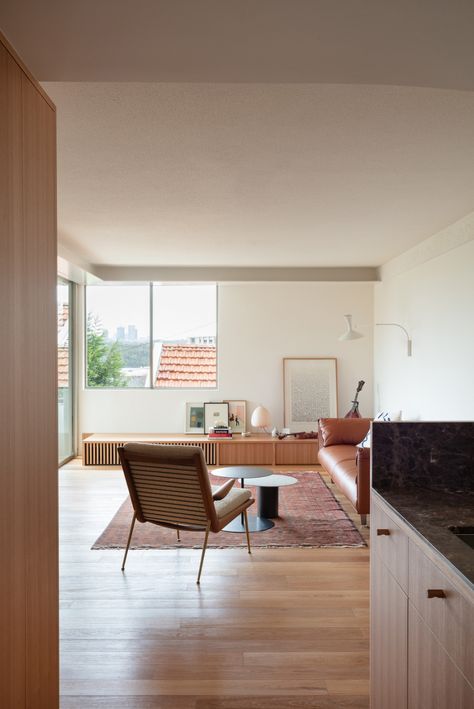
left=82, top=433, right=319, bottom=467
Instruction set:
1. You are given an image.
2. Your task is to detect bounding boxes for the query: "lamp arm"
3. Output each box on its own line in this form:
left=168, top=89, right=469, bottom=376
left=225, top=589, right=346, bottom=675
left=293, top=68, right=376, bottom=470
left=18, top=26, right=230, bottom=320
left=375, top=322, right=412, bottom=356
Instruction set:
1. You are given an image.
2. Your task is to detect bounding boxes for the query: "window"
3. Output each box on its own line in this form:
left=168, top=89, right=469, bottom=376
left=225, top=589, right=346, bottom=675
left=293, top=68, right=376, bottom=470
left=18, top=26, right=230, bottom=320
left=86, top=285, right=150, bottom=388
left=153, top=285, right=217, bottom=388
left=85, top=283, right=217, bottom=389
left=58, top=277, right=74, bottom=463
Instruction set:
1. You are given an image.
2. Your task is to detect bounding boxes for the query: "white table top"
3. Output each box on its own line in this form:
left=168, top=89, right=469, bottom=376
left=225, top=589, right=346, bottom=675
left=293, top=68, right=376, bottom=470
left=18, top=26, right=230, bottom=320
left=244, top=474, right=298, bottom=487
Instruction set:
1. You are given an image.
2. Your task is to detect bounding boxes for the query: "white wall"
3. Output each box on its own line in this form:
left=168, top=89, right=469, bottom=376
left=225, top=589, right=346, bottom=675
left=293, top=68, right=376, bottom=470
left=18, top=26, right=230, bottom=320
left=79, top=282, right=374, bottom=435
left=374, top=228, right=474, bottom=420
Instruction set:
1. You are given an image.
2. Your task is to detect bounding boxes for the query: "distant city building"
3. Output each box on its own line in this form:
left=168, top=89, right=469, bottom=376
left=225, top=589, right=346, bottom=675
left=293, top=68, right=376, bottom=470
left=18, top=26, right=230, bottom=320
left=116, top=326, right=125, bottom=341
left=189, top=336, right=216, bottom=346
left=127, top=325, right=138, bottom=341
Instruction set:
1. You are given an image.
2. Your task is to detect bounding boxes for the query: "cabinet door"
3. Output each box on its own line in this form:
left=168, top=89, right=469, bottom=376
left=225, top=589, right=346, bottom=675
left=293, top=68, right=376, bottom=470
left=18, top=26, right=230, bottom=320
left=371, top=549, right=408, bottom=709
left=408, top=604, right=474, bottom=709
left=409, top=540, right=473, bottom=686
left=371, top=494, right=409, bottom=592
left=218, top=442, right=274, bottom=465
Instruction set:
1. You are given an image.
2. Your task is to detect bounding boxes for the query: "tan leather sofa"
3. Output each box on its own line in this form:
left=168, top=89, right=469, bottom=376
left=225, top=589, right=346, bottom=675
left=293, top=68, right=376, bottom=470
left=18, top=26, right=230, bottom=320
left=317, top=418, right=371, bottom=525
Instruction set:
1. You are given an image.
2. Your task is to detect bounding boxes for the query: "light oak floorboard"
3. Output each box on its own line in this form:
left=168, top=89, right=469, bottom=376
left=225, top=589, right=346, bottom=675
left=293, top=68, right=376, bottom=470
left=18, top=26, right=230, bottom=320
left=59, top=463, right=369, bottom=707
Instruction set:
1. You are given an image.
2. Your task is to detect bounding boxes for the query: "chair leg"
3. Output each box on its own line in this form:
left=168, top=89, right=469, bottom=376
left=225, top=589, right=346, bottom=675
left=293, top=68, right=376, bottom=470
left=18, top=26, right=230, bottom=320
left=243, top=509, right=252, bottom=554
left=196, top=522, right=211, bottom=584
left=360, top=514, right=367, bottom=526
left=176, top=528, right=181, bottom=542
left=121, top=513, right=137, bottom=571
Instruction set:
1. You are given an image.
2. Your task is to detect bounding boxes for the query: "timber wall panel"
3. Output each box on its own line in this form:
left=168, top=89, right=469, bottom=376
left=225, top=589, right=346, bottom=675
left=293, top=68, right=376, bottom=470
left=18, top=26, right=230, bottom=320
left=0, top=35, right=58, bottom=709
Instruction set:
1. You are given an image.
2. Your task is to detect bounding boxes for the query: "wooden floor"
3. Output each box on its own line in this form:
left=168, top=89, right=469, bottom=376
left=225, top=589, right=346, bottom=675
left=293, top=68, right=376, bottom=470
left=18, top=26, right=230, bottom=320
left=59, top=462, right=370, bottom=708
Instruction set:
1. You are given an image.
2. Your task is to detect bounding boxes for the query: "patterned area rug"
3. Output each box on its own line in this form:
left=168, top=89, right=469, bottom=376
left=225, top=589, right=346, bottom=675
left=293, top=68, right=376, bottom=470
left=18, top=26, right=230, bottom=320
left=92, top=472, right=366, bottom=549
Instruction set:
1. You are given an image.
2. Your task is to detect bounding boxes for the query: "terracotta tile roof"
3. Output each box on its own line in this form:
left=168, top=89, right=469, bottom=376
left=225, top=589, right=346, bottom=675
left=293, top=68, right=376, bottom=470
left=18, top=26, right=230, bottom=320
left=156, top=345, right=216, bottom=388
left=58, top=347, right=69, bottom=387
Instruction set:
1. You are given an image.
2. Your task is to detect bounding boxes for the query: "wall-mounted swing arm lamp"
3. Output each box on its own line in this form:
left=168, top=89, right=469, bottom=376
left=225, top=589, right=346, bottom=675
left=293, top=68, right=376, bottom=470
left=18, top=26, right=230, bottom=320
left=338, top=315, right=412, bottom=356
left=375, top=322, right=412, bottom=357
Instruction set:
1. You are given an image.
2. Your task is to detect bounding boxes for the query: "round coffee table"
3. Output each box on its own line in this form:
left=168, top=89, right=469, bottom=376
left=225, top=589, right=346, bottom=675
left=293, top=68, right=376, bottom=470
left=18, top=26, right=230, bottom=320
left=213, top=466, right=274, bottom=532
left=245, top=474, right=298, bottom=518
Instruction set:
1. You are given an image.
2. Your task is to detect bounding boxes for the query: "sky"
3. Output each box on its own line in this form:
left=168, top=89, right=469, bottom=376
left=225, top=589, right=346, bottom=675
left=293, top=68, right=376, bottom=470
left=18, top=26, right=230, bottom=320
left=86, top=284, right=216, bottom=340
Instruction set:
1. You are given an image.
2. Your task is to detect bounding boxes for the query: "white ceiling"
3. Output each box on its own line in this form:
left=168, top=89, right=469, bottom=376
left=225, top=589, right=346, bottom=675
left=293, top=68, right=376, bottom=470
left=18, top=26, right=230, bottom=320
left=2, top=1, right=474, bottom=88
left=2, top=2, right=474, bottom=270
left=46, top=82, right=474, bottom=268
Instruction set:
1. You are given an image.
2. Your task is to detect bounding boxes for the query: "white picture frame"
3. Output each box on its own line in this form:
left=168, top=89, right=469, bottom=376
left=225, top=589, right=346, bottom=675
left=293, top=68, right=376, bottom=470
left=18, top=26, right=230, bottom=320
left=283, top=357, right=338, bottom=432
left=225, top=400, right=247, bottom=433
left=185, top=402, right=205, bottom=434
left=203, top=401, right=229, bottom=432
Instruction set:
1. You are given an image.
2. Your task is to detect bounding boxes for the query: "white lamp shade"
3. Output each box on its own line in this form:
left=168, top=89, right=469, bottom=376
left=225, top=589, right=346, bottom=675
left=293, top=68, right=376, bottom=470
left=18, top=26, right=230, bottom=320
left=339, top=314, right=363, bottom=341
left=251, top=405, right=271, bottom=428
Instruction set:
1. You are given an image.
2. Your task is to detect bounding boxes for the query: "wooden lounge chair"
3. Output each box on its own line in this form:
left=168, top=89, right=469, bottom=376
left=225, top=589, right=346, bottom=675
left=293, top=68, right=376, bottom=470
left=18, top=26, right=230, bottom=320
left=118, top=443, right=254, bottom=583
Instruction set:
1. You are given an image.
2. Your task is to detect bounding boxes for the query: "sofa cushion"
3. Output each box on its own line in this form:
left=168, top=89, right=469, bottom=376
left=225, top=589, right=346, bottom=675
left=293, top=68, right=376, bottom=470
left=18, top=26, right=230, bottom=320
left=318, top=445, right=355, bottom=477
left=212, top=486, right=252, bottom=519
left=319, top=418, right=371, bottom=447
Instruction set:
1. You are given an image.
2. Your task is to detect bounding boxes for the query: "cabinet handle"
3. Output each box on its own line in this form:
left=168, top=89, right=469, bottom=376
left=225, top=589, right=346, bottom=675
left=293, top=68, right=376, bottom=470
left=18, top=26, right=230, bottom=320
left=376, top=528, right=390, bottom=536
left=427, top=589, right=446, bottom=599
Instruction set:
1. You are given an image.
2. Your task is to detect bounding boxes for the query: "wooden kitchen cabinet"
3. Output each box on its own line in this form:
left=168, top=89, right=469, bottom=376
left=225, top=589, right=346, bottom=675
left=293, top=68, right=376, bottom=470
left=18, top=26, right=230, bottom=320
left=371, top=493, right=474, bottom=709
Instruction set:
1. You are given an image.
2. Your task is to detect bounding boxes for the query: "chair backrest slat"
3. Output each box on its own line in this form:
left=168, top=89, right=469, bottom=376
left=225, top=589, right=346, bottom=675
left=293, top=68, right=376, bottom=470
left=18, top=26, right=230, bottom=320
left=118, top=443, right=217, bottom=529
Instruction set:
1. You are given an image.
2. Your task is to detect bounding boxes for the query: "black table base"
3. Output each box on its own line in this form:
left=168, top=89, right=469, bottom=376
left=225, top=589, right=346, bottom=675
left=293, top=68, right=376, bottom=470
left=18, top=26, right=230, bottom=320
left=258, top=486, right=280, bottom=518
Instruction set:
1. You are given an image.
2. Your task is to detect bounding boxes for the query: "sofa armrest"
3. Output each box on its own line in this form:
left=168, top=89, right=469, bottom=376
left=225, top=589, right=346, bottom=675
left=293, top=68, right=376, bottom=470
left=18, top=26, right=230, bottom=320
left=355, top=446, right=370, bottom=514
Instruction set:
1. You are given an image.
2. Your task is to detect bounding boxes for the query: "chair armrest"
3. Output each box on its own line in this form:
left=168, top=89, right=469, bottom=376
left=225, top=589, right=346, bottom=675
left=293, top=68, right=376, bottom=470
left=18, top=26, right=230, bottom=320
left=212, top=479, right=235, bottom=500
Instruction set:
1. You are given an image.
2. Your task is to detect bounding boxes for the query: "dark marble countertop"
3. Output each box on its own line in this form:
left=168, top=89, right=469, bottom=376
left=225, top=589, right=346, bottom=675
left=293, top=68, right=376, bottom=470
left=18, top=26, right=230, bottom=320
left=375, top=487, right=474, bottom=589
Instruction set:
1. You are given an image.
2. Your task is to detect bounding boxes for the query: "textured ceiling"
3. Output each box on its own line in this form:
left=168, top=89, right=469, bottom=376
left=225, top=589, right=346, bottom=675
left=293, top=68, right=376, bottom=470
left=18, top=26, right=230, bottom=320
left=1, top=1, right=474, bottom=88
left=45, top=82, right=474, bottom=268
left=3, top=2, right=474, bottom=269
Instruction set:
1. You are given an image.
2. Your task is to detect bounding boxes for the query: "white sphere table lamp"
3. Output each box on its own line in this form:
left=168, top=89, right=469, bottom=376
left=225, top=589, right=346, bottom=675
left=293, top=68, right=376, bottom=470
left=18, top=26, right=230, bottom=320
left=251, top=405, right=271, bottom=433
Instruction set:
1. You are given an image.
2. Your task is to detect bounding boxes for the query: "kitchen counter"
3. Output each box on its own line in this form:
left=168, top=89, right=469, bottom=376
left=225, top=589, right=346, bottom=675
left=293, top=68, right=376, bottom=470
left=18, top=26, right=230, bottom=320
left=371, top=421, right=474, bottom=588
left=375, top=487, right=474, bottom=588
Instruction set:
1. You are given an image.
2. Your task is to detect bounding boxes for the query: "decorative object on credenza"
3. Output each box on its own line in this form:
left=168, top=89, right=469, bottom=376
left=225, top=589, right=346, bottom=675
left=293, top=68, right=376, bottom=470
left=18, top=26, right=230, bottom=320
left=225, top=400, right=247, bottom=434
left=283, top=357, right=338, bottom=433
left=203, top=401, right=229, bottom=433
left=345, top=380, right=365, bottom=418
left=208, top=424, right=232, bottom=439
left=277, top=431, right=318, bottom=440
left=338, top=314, right=412, bottom=357
left=338, top=314, right=363, bottom=341
left=251, top=405, right=271, bottom=433
left=185, top=402, right=205, bottom=434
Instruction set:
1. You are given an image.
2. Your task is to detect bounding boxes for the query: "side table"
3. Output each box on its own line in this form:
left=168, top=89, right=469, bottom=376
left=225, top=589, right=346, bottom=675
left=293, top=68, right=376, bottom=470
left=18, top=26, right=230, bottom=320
left=245, top=474, right=298, bottom=518
left=213, top=466, right=274, bottom=532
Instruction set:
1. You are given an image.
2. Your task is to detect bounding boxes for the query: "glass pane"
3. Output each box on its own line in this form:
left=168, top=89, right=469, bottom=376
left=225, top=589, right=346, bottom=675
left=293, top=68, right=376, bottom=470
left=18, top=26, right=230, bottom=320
left=153, top=284, right=217, bottom=388
left=86, top=285, right=150, bottom=388
left=58, top=278, right=74, bottom=462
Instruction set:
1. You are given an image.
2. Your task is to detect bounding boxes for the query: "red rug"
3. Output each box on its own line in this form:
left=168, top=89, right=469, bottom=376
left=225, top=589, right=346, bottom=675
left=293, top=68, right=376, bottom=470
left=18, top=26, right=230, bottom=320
left=92, top=472, right=365, bottom=549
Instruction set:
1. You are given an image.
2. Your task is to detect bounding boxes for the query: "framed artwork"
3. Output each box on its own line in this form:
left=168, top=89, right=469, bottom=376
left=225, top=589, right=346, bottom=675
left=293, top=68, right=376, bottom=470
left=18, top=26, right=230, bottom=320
left=185, top=402, right=205, bottom=434
left=225, top=400, right=247, bottom=433
left=204, top=401, right=229, bottom=432
left=283, top=358, right=338, bottom=432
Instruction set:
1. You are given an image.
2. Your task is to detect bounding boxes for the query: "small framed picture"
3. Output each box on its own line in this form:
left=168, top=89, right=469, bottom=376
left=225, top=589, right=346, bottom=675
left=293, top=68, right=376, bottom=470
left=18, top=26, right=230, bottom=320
left=204, top=401, right=229, bottom=432
left=225, top=400, right=247, bottom=433
left=185, top=402, right=205, bottom=434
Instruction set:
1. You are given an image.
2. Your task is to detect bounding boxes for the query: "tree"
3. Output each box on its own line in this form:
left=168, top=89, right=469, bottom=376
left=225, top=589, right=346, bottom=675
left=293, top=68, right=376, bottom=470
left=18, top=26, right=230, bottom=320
left=87, top=314, right=127, bottom=387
